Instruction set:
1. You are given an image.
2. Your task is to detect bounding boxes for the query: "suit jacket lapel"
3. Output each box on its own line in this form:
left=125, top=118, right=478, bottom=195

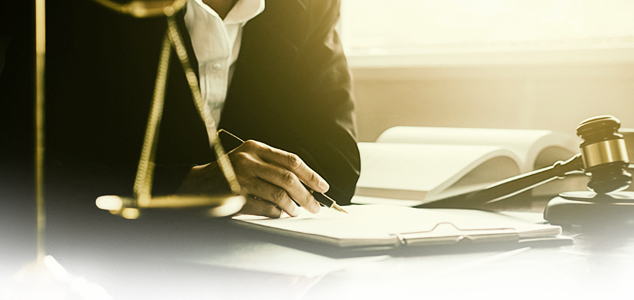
left=233, top=0, right=308, bottom=92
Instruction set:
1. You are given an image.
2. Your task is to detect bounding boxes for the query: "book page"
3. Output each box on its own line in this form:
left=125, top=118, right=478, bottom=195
left=376, top=126, right=580, bottom=172
left=356, top=143, right=522, bottom=201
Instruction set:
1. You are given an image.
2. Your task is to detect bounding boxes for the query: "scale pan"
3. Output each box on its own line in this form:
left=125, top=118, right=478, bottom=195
left=96, top=194, right=246, bottom=219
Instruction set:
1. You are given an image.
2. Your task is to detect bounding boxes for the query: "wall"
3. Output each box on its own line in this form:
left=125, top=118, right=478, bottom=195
left=352, top=62, right=634, bottom=142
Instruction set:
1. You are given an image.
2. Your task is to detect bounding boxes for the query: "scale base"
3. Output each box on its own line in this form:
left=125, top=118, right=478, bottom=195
left=545, top=191, right=634, bottom=232
left=6, top=256, right=111, bottom=300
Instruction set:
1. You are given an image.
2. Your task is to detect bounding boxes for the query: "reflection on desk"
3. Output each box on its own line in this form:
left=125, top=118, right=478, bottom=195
left=314, top=228, right=634, bottom=299
left=182, top=265, right=323, bottom=300
left=3, top=206, right=634, bottom=300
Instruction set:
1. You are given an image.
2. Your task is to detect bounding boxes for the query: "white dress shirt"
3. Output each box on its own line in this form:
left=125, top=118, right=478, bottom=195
left=184, top=0, right=265, bottom=126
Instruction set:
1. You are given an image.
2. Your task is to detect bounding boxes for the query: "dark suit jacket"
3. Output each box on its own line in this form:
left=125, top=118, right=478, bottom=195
left=44, top=0, right=360, bottom=208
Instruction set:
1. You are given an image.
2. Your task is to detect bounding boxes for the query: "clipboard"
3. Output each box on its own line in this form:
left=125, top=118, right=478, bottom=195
left=232, top=205, right=571, bottom=256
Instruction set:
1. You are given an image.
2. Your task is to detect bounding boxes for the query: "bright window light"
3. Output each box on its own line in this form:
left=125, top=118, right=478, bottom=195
left=341, top=0, right=634, bottom=65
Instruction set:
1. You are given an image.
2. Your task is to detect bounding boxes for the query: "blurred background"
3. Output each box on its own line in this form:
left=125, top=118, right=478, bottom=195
left=340, top=0, right=634, bottom=142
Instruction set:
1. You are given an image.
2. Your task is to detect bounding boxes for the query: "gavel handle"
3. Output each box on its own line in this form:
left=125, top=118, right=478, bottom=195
left=418, top=154, right=585, bottom=208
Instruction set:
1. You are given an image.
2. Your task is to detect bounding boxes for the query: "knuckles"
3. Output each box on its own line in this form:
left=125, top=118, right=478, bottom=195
left=281, top=171, right=298, bottom=187
left=307, top=171, right=318, bottom=184
left=231, top=151, right=255, bottom=167
left=272, top=188, right=288, bottom=203
left=240, top=140, right=262, bottom=152
left=287, top=154, right=303, bottom=170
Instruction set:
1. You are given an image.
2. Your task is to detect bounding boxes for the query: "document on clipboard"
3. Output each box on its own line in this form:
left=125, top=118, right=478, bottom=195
left=232, top=204, right=566, bottom=250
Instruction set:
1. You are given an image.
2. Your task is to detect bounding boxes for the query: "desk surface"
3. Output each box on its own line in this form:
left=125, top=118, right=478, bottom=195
left=3, top=204, right=634, bottom=300
left=304, top=234, right=634, bottom=299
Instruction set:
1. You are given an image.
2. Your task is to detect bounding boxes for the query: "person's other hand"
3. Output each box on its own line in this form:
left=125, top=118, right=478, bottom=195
left=178, top=140, right=329, bottom=218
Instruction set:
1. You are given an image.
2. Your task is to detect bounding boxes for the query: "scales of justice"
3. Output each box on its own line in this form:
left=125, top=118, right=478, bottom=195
left=9, top=1, right=245, bottom=298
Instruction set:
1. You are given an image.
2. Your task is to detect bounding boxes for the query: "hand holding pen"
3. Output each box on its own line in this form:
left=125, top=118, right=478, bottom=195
left=178, top=130, right=347, bottom=218
left=218, top=130, right=347, bottom=215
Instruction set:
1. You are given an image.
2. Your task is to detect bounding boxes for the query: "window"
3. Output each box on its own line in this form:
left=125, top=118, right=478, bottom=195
left=341, top=0, right=634, bottom=67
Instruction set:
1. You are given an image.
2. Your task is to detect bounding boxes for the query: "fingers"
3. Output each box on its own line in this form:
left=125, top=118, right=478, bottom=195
left=239, top=196, right=284, bottom=219
left=250, top=161, right=321, bottom=214
left=229, top=140, right=329, bottom=217
left=244, top=140, right=330, bottom=193
left=180, top=139, right=330, bottom=218
left=243, top=177, right=301, bottom=217
left=233, top=150, right=320, bottom=215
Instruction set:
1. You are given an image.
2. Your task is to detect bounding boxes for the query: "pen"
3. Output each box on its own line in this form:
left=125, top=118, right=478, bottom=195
left=217, top=129, right=348, bottom=214
left=302, top=183, right=348, bottom=213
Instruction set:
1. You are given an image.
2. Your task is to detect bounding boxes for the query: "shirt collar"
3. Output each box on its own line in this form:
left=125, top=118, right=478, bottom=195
left=224, top=0, right=265, bottom=25
left=189, top=0, right=265, bottom=25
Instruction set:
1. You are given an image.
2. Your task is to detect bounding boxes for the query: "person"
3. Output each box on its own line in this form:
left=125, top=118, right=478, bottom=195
left=174, top=0, right=356, bottom=218
left=42, top=0, right=360, bottom=219
left=37, top=0, right=360, bottom=299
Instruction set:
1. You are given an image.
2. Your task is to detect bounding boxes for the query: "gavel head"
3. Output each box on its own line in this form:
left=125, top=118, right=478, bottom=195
left=577, top=115, right=632, bottom=194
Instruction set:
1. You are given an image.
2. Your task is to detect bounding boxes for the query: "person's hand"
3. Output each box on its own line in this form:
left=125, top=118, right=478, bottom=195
left=181, top=266, right=324, bottom=300
left=178, top=140, right=329, bottom=218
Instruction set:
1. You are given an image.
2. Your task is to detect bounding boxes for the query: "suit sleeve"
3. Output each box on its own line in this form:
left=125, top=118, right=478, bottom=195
left=279, top=0, right=361, bottom=204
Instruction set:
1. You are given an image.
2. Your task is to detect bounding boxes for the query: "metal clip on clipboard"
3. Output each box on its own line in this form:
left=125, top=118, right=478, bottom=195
left=393, top=222, right=519, bottom=247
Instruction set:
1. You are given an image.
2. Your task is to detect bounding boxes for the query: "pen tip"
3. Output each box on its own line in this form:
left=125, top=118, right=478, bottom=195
left=332, top=204, right=348, bottom=214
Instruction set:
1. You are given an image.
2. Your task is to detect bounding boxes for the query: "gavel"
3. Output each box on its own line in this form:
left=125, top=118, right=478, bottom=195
left=418, top=115, right=632, bottom=214
left=545, top=116, right=634, bottom=228
left=577, top=115, right=631, bottom=193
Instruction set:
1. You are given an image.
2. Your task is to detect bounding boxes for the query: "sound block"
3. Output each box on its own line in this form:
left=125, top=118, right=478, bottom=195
left=545, top=191, right=634, bottom=231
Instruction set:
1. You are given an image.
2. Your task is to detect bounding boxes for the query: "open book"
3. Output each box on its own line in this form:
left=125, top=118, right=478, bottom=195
left=355, top=126, right=586, bottom=205
left=233, top=205, right=565, bottom=252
